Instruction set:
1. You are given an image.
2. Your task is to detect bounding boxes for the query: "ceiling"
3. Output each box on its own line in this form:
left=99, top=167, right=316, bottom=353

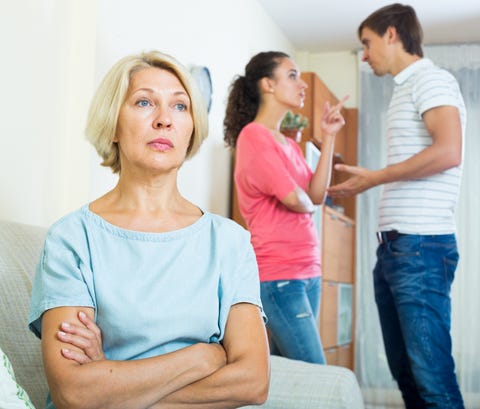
left=258, top=0, right=480, bottom=53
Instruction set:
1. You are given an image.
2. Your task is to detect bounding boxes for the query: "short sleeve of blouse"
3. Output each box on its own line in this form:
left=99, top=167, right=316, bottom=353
left=214, top=218, right=265, bottom=342
left=28, top=217, right=95, bottom=338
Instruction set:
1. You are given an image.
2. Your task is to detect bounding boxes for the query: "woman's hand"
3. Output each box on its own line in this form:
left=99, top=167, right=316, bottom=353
left=57, top=311, right=106, bottom=364
left=318, top=95, right=349, bottom=140
left=56, top=311, right=227, bottom=374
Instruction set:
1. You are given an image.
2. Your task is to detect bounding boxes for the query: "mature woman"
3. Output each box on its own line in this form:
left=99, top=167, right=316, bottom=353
left=28, top=50, right=269, bottom=409
left=224, top=51, right=347, bottom=364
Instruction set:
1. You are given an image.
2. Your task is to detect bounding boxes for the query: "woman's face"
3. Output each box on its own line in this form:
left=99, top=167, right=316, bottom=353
left=270, top=58, right=308, bottom=108
left=115, top=67, right=194, bottom=175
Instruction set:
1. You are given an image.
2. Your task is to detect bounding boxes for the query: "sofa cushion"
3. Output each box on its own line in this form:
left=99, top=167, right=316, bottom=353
left=0, top=220, right=48, bottom=409
left=0, top=346, right=36, bottom=408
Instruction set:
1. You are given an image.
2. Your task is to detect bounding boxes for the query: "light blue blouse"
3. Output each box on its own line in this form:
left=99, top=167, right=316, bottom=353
left=29, top=204, right=263, bottom=361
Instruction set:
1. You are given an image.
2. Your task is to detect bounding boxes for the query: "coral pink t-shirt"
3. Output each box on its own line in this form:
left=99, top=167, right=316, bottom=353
left=234, top=122, right=321, bottom=282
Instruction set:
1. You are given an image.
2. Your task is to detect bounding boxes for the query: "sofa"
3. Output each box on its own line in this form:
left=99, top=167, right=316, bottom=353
left=0, top=219, right=364, bottom=409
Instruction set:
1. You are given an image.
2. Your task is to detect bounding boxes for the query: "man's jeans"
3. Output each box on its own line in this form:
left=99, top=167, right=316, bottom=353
left=374, top=233, right=464, bottom=409
left=260, top=277, right=326, bottom=364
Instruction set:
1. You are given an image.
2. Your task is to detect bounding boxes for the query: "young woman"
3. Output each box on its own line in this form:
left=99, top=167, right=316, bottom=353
left=28, top=50, right=269, bottom=409
left=224, top=51, right=347, bottom=364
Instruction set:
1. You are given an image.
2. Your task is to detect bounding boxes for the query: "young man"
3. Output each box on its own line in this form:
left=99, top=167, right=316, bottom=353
left=329, top=4, right=466, bottom=408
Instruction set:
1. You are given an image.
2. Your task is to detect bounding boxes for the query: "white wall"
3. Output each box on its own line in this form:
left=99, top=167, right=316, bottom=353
left=296, top=50, right=358, bottom=108
left=0, top=0, right=294, bottom=227
left=0, top=0, right=96, bottom=226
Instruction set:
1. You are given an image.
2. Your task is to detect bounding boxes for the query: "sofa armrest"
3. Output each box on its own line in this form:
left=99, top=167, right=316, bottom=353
left=0, top=220, right=48, bottom=409
left=242, top=355, right=364, bottom=409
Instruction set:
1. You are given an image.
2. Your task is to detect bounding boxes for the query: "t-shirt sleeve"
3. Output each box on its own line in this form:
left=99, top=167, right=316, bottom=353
left=28, top=226, right=95, bottom=339
left=415, top=69, right=463, bottom=116
left=230, top=233, right=263, bottom=309
left=237, top=125, right=298, bottom=201
left=216, top=223, right=265, bottom=342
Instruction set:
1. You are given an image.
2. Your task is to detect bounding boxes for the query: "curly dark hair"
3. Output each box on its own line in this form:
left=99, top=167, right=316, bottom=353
left=358, top=3, right=423, bottom=57
left=223, top=51, right=289, bottom=148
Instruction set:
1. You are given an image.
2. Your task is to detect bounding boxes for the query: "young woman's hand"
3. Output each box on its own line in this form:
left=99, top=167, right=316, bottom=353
left=319, top=95, right=349, bottom=138
left=57, top=311, right=106, bottom=364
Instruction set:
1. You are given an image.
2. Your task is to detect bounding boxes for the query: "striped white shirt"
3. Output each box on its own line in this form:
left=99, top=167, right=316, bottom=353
left=378, top=58, right=466, bottom=234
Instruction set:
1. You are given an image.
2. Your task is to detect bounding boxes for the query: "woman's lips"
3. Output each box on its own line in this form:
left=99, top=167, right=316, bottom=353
left=148, top=138, right=173, bottom=152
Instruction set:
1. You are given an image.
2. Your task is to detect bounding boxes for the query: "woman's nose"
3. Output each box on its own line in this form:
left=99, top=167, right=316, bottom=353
left=153, top=107, right=172, bottom=128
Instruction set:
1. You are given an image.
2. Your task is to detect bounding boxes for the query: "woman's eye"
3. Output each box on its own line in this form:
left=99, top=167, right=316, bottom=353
left=136, top=99, right=151, bottom=107
left=174, top=103, right=187, bottom=111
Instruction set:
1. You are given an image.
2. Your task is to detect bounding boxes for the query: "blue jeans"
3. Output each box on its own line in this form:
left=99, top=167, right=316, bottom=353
left=374, top=233, right=464, bottom=409
left=260, top=277, right=326, bottom=364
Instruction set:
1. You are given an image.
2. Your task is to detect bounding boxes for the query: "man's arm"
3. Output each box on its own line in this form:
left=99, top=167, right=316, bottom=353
left=328, top=105, right=462, bottom=197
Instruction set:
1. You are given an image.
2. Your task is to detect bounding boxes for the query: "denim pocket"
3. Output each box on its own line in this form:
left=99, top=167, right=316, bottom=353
left=443, top=248, right=459, bottom=286
left=387, top=236, right=421, bottom=257
left=421, top=235, right=458, bottom=287
left=420, top=235, right=458, bottom=294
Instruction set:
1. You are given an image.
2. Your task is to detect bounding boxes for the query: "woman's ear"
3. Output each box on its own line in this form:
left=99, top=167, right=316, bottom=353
left=259, top=77, right=275, bottom=94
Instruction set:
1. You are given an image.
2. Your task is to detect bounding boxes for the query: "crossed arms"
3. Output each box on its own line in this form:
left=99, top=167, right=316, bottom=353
left=41, top=302, right=269, bottom=409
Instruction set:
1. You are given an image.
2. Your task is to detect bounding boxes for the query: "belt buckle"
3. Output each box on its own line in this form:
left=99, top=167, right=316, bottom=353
left=376, top=230, right=400, bottom=244
left=389, top=230, right=399, bottom=241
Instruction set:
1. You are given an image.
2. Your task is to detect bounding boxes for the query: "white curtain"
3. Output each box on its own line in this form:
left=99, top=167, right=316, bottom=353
left=355, top=44, right=480, bottom=409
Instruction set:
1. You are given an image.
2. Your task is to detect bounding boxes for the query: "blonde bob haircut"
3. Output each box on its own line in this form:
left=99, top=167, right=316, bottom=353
left=85, top=50, right=208, bottom=174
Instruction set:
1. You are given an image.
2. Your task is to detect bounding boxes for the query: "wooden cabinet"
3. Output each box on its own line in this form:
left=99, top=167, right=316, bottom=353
left=337, top=343, right=354, bottom=369
left=322, top=207, right=355, bottom=283
left=296, top=72, right=358, bottom=221
left=320, top=279, right=339, bottom=349
left=296, top=72, right=357, bottom=370
left=319, top=205, right=355, bottom=368
left=298, top=72, right=346, bottom=147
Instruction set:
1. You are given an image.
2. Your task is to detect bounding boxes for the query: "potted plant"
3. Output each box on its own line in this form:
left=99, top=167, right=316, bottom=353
left=280, top=111, right=309, bottom=143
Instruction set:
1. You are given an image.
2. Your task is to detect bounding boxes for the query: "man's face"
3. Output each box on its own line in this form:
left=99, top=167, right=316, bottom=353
left=360, top=27, right=392, bottom=77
